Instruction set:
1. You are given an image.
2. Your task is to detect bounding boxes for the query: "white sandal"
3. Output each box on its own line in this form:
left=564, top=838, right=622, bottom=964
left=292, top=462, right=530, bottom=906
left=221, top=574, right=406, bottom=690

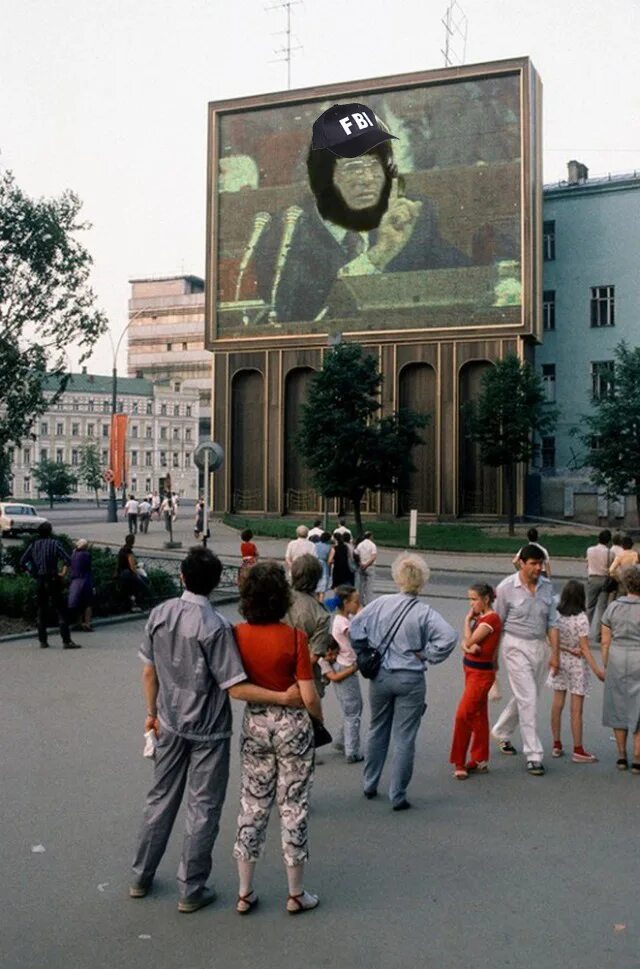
left=286, top=890, right=319, bottom=914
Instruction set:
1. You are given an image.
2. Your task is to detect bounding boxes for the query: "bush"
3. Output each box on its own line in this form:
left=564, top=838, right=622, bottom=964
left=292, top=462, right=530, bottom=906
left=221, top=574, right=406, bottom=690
left=0, top=574, right=38, bottom=619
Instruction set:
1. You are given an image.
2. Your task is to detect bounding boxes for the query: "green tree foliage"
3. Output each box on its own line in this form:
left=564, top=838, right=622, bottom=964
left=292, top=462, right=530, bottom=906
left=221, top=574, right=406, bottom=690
left=77, top=443, right=104, bottom=507
left=0, top=169, right=107, bottom=470
left=465, top=354, right=557, bottom=535
left=296, top=343, right=428, bottom=537
left=32, top=460, right=77, bottom=509
left=572, top=341, right=640, bottom=522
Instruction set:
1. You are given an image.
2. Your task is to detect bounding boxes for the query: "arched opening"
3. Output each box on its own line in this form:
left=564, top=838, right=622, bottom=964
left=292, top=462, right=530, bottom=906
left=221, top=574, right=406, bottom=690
left=398, top=363, right=437, bottom=514
left=284, top=367, right=320, bottom=513
left=458, top=361, right=499, bottom=515
left=231, top=369, right=265, bottom=511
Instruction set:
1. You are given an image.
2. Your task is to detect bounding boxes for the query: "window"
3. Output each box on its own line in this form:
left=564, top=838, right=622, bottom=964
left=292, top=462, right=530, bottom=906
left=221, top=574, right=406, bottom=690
left=101, top=449, right=108, bottom=463
left=541, top=364, right=556, bottom=402
left=186, top=405, right=192, bottom=417
left=145, top=477, right=151, bottom=492
left=160, top=426, right=167, bottom=440
left=132, top=401, right=138, bottom=414
left=56, top=449, right=64, bottom=464
left=136, top=370, right=144, bottom=379
left=174, top=404, right=180, bottom=417
left=71, top=449, right=79, bottom=466
left=118, top=399, right=124, bottom=413
left=160, top=403, right=167, bottom=416
left=72, top=423, right=79, bottom=437
left=88, top=399, right=94, bottom=412
left=166, top=343, right=173, bottom=352
left=23, top=448, right=31, bottom=466
left=131, top=425, right=138, bottom=439
left=182, top=342, right=188, bottom=352
left=173, top=427, right=180, bottom=440
left=591, top=360, right=615, bottom=400
left=72, top=398, right=79, bottom=411
left=103, top=400, right=110, bottom=413
left=145, top=451, right=152, bottom=467
left=174, top=381, right=181, bottom=392
left=543, top=220, right=555, bottom=261
left=40, top=448, right=48, bottom=463
left=185, top=452, right=191, bottom=468
left=131, top=451, right=138, bottom=467
left=40, top=421, right=48, bottom=436
left=590, top=286, right=615, bottom=327
left=185, top=428, right=192, bottom=442
left=145, top=426, right=152, bottom=439
left=542, top=290, right=555, bottom=331
left=172, top=452, right=179, bottom=468
left=541, top=436, right=555, bottom=469
left=23, top=477, right=30, bottom=493
left=87, top=423, right=94, bottom=437
left=160, top=451, right=167, bottom=467
left=56, top=422, right=64, bottom=436
left=146, top=401, right=153, bottom=415
left=131, top=477, right=137, bottom=493
left=102, top=424, right=109, bottom=438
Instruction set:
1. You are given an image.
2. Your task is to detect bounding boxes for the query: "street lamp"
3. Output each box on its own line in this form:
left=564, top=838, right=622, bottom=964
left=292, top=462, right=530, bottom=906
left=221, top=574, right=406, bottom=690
left=106, top=310, right=145, bottom=523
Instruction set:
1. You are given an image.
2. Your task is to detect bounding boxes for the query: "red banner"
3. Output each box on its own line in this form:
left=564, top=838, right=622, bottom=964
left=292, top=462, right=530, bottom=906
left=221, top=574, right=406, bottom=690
left=109, top=414, right=128, bottom=489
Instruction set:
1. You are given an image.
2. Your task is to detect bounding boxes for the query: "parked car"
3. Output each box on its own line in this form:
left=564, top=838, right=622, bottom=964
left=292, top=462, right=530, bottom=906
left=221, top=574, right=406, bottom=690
left=0, top=502, right=49, bottom=537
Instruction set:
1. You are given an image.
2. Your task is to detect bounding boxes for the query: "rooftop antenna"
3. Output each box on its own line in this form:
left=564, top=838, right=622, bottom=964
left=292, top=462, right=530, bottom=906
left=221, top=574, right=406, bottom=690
left=266, top=0, right=302, bottom=89
left=441, top=0, right=468, bottom=67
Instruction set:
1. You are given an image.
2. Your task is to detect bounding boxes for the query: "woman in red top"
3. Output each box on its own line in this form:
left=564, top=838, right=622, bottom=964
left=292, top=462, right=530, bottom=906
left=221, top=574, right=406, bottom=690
left=232, top=561, right=323, bottom=915
left=449, top=583, right=502, bottom=779
left=238, top=528, right=259, bottom=587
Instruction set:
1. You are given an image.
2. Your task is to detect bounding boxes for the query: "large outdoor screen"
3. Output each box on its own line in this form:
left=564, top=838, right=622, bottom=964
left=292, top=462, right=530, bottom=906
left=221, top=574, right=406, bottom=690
left=208, top=69, right=527, bottom=340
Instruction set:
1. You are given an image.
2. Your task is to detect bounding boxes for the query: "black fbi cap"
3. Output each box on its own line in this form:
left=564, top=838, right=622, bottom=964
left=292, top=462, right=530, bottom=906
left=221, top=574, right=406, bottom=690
left=312, top=102, right=397, bottom=158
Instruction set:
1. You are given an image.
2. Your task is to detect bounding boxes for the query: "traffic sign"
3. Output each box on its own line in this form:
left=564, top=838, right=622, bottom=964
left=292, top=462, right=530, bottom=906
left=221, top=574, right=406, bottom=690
left=194, top=441, right=224, bottom=471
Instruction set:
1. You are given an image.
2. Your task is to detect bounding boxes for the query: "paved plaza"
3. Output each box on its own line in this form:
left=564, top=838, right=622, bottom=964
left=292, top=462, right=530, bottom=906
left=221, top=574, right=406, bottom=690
left=1, top=583, right=638, bottom=969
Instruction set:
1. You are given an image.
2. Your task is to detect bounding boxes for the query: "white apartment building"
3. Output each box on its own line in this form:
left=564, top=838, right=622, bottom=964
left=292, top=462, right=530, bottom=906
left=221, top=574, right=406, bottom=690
left=7, top=370, right=200, bottom=501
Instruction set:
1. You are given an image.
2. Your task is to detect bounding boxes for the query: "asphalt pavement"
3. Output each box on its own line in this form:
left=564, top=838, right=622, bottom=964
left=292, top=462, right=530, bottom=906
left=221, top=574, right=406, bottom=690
left=1, top=592, right=638, bottom=969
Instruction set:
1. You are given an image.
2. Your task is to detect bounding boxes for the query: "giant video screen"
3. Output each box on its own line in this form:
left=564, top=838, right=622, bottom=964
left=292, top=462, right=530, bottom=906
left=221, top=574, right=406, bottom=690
left=209, top=69, right=525, bottom=339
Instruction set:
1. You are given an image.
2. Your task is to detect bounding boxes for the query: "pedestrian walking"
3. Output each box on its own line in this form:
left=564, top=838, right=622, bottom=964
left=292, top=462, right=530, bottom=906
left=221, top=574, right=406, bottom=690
left=150, top=491, right=161, bottom=521
left=491, top=544, right=560, bottom=776
left=117, top=534, right=148, bottom=610
left=586, top=529, right=612, bottom=641
left=130, top=547, right=302, bottom=912
left=124, top=494, right=139, bottom=533
left=194, top=498, right=205, bottom=539
left=160, top=494, right=173, bottom=532
left=314, top=531, right=334, bottom=602
left=307, top=519, right=323, bottom=540
left=138, top=497, right=151, bottom=534
left=512, top=527, right=552, bottom=577
left=600, top=564, right=640, bottom=773
left=331, top=531, right=355, bottom=588
left=20, top=522, right=81, bottom=649
left=547, top=580, right=605, bottom=763
left=323, top=585, right=363, bottom=762
left=238, top=529, right=259, bottom=587
left=68, top=539, right=95, bottom=632
left=232, top=561, right=324, bottom=915
left=449, top=583, right=501, bottom=779
left=350, top=553, right=457, bottom=810
left=284, top=525, right=316, bottom=573
left=354, top=531, right=377, bottom=605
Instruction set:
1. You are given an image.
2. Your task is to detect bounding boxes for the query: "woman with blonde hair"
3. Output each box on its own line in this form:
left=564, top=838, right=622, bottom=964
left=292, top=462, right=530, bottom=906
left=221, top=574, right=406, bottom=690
left=349, top=553, right=457, bottom=810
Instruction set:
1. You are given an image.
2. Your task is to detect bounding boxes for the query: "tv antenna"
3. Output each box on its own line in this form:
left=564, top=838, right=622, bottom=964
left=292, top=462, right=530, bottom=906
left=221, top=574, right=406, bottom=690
left=266, top=0, right=303, bottom=90
left=441, top=0, right=468, bottom=67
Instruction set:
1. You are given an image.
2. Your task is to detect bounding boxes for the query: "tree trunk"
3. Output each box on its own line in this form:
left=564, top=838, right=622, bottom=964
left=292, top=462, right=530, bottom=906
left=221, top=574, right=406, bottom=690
left=49, top=493, right=54, bottom=510
left=352, top=495, right=364, bottom=540
left=94, top=488, right=100, bottom=508
left=506, top=463, right=515, bottom=536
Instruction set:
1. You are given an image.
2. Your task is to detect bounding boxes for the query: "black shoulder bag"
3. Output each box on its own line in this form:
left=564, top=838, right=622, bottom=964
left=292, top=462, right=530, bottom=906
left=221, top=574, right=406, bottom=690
left=356, top=598, right=418, bottom=680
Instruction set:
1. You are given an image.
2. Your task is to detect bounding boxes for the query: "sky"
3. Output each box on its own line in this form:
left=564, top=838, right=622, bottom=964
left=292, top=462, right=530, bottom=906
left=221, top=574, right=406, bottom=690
left=2, top=0, right=639, bottom=375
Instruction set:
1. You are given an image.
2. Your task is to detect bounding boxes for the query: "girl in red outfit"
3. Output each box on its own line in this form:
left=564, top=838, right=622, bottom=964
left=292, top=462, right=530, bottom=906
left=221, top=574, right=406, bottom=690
left=238, top=529, right=259, bottom=587
left=449, top=583, right=502, bottom=779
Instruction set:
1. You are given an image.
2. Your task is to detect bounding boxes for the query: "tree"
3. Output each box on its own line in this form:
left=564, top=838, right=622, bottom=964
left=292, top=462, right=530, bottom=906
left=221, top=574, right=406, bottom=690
left=0, top=169, right=107, bottom=472
left=572, top=341, right=640, bottom=523
left=465, top=354, right=557, bottom=535
left=32, top=460, right=77, bottom=509
left=77, top=443, right=104, bottom=507
left=296, top=342, right=428, bottom=537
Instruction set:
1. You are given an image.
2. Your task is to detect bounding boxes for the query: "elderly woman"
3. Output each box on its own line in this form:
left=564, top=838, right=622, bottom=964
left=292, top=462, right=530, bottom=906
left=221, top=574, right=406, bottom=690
left=68, top=539, right=94, bottom=631
left=232, top=562, right=324, bottom=914
left=350, top=554, right=458, bottom=810
left=284, top=554, right=332, bottom=697
left=601, top=565, right=640, bottom=772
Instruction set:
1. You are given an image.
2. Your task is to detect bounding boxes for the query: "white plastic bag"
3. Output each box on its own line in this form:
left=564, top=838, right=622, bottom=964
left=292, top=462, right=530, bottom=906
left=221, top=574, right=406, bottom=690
left=143, top=729, right=157, bottom=759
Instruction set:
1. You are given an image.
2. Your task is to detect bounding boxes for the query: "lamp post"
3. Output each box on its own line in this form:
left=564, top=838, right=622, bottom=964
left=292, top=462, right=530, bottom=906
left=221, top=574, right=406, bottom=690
left=106, top=310, right=145, bottom=523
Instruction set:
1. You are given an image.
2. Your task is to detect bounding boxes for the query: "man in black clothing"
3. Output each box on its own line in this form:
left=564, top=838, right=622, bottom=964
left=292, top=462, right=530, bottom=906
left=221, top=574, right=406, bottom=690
left=20, top=523, right=81, bottom=649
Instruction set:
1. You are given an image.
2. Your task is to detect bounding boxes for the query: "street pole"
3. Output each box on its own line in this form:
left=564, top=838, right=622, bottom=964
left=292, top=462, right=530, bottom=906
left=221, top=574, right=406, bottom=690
left=107, top=363, right=118, bottom=523
left=202, top=450, right=210, bottom=548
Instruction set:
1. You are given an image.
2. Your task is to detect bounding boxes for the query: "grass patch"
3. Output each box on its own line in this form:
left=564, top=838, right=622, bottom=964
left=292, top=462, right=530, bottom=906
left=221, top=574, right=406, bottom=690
left=223, top=514, right=596, bottom=558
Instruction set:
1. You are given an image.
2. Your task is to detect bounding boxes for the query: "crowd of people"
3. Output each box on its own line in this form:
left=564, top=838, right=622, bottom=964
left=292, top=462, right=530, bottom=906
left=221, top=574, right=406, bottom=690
left=283, top=520, right=378, bottom=604
left=129, top=525, right=640, bottom=917
left=123, top=491, right=180, bottom=535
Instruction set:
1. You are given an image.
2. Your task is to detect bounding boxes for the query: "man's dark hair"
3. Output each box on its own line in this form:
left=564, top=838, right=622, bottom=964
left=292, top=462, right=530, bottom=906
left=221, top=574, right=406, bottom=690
left=181, top=546, right=223, bottom=596
left=519, top=543, right=545, bottom=563
left=334, top=584, right=357, bottom=609
left=241, top=528, right=253, bottom=542
left=239, top=561, right=291, bottom=623
left=598, top=529, right=612, bottom=544
left=527, top=527, right=539, bottom=542
left=622, top=535, right=634, bottom=550
left=124, top=534, right=135, bottom=548
left=320, top=531, right=331, bottom=543
left=312, top=519, right=322, bottom=528
left=38, top=521, right=53, bottom=538
left=306, top=142, right=394, bottom=231
left=557, top=579, right=586, bottom=617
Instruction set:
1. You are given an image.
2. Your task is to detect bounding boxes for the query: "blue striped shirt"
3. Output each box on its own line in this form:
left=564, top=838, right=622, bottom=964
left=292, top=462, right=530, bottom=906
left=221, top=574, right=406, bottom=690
left=20, top=538, right=70, bottom=577
left=349, top=592, right=458, bottom=673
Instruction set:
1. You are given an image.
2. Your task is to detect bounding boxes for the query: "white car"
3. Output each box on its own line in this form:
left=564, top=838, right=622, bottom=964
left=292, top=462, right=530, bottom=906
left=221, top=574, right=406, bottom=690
left=0, top=502, right=49, bottom=537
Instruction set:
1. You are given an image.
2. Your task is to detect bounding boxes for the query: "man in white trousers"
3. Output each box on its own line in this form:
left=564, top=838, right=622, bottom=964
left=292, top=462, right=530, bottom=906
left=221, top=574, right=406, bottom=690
left=491, top=544, right=560, bottom=776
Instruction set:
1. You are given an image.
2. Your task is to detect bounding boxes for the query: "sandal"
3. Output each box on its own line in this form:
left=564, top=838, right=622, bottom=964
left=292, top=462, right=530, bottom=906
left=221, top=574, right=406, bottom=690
left=454, top=768, right=468, bottom=780
left=286, top=890, right=319, bottom=915
left=466, top=762, right=489, bottom=773
left=236, top=890, right=259, bottom=914
left=616, top=758, right=629, bottom=771
left=631, top=763, right=640, bottom=775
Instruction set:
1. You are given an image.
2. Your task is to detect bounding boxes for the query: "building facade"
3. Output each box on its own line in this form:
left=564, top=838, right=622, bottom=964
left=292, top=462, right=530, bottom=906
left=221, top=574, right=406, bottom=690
left=127, top=276, right=212, bottom=439
left=7, top=371, right=200, bottom=501
left=536, top=164, right=640, bottom=523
